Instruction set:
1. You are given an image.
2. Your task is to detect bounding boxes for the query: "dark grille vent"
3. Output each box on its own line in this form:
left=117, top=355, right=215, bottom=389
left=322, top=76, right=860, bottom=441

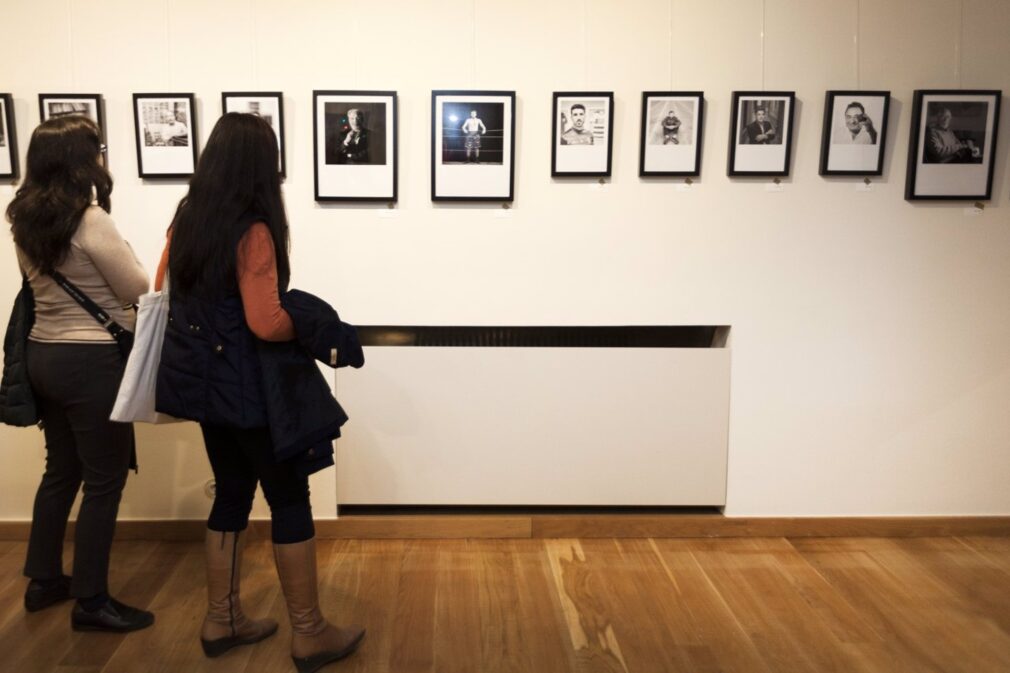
left=356, top=326, right=725, bottom=348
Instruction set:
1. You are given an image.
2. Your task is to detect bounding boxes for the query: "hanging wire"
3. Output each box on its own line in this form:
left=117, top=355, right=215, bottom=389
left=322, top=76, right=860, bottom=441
left=760, top=0, right=766, bottom=90
left=855, top=0, right=861, bottom=88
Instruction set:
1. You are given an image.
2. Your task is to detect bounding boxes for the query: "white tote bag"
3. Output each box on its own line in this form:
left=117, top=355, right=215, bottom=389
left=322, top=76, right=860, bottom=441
left=110, top=281, right=180, bottom=424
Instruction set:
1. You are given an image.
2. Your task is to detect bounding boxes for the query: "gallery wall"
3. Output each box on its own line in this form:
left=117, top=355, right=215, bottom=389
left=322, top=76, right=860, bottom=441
left=1, top=0, right=1009, bottom=520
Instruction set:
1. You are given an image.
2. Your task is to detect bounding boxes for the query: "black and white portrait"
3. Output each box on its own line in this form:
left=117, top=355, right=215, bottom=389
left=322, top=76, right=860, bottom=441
left=39, top=94, right=103, bottom=129
left=922, top=101, right=988, bottom=164
left=552, top=92, right=614, bottom=176
left=0, top=94, right=16, bottom=179
left=439, top=102, right=505, bottom=166
left=223, top=92, right=286, bottom=175
left=728, top=91, right=795, bottom=176
left=432, top=91, right=515, bottom=200
left=906, top=90, right=1001, bottom=200
left=640, top=92, right=704, bottom=176
left=132, top=94, right=198, bottom=178
left=324, top=102, right=387, bottom=166
left=47, top=101, right=92, bottom=119
left=738, top=100, right=784, bottom=145
left=141, top=101, right=190, bottom=147
left=819, top=91, right=890, bottom=175
left=314, top=90, right=397, bottom=201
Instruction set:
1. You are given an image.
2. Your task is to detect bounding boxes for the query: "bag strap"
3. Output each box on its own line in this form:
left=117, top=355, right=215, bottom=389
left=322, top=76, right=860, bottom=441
left=49, top=270, right=131, bottom=342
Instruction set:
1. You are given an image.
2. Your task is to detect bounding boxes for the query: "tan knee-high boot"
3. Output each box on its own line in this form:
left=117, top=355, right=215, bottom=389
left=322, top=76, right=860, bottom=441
left=201, top=530, right=279, bottom=657
left=273, top=538, right=365, bottom=673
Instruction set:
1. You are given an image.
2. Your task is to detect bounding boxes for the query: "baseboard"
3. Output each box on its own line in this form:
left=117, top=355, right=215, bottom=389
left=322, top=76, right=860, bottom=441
left=1, top=515, right=1008, bottom=541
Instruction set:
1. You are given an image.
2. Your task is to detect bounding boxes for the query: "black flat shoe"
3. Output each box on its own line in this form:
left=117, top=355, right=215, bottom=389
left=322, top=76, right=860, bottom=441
left=71, top=597, right=154, bottom=633
left=24, top=575, right=72, bottom=612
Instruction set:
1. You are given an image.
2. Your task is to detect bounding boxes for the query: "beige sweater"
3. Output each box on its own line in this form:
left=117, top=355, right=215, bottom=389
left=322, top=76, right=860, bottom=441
left=16, top=206, right=150, bottom=343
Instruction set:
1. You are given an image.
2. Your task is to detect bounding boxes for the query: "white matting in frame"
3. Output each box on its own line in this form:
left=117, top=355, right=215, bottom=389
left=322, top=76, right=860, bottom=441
left=432, top=91, right=515, bottom=201
left=222, top=92, right=285, bottom=176
left=822, top=92, right=888, bottom=174
left=39, top=93, right=104, bottom=129
left=640, top=92, right=704, bottom=176
left=314, top=90, right=397, bottom=202
left=730, top=92, right=794, bottom=176
left=908, top=90, right=1000, bottom=199
left=133, top=94, right=198, bottom=178
left=0, top=94, right=16, bottom=179
left=553, top=92, right=613, bottom=176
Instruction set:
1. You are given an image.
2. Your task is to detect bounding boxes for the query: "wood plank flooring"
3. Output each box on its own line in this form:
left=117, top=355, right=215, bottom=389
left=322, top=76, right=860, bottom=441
left=0, top=537, right=1007, bottom=672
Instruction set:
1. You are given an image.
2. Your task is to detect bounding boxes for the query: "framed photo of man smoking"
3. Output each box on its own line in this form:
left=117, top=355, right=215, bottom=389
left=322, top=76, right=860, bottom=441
left=905, top=90, right=1001, bottom=200
left=39, top=93, right=105, bottom=137
left=132, top=93, right=198, bottom=178
left=819, top=91, right=890, bottom=176
left=552, top=92, right=614, bottom=177
left=0, top=94, right=18, bottom=180
left=313, top=90, right=397, bottom=202
left=728, top=91, right=795, bottom=177
left=431, top=90, right=516, bottom=201
left=222, top=92, right=286, bottom=177
left=639, top=91, right=704, bottom=177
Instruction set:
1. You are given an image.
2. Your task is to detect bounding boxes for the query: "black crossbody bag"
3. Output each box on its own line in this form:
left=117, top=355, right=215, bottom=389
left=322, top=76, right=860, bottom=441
left=49, top=271, right=135, bottom=358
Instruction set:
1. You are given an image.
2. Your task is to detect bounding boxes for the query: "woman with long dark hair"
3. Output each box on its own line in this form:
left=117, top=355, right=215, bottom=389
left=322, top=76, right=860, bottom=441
left=153, top=113, right=364, bottom=671
left=7, top=116, right=153, bottom=631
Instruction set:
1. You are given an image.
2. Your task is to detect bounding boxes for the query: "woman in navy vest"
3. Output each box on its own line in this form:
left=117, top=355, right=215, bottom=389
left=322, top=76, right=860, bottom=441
left=153, top=113, right=364, bottom=672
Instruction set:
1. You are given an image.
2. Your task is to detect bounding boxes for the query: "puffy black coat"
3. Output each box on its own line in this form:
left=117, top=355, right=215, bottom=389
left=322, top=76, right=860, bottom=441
left=0, top=277, right=39, bottom=427
left=256, top=290, right=363, bottom=475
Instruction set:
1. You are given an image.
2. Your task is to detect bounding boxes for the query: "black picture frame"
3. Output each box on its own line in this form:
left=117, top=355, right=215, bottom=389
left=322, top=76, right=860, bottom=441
left=431, top=90, right=517, bottom=201
left=727, top=91, right=796, bottom=177
left=819, top=90, right=890, bottom=176
left=552, top=91, right=614, bottom=177
left=313, top=90, right=398, bottom=202
left=132, top=93, right=198, bottom=179
left=0, top=94, right=18, bottom=180
left=38, top=93, right=105, bottom=139
left=222, top=91, right=286, bottom=177
left=905, top=89, right=1001, bottom=201
left=639, top=91, right=705, bottom=177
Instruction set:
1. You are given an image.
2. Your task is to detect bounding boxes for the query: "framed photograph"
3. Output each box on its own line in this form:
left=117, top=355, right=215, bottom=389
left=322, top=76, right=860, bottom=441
left=639, top=91, right=704, bottom=177
left=39, top=93, right=105, bottom=137
left=728, top=91, right=796, bottom=176
left=132, top=93, right=198, bottom=178
left=313, top=90, right=397, bottom=202
left=431, top=90, right=516, bottom=201
left=905, top=89, right=1001, bottom=200
left=819, top=91, right=890, bottom=176
left=1, top=94, right=18, bottom=180
left=552, top=92, right=614, bottom=177
left=222, top=92, right=286, bottom=177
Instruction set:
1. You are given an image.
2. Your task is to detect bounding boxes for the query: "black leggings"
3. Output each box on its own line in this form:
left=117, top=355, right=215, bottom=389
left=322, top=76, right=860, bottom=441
left=200, top=424, right=314, bottom=544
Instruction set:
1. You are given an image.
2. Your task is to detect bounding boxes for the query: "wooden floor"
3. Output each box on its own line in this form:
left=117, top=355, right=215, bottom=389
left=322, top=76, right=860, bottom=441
left=1, top=536, right=1008, bottom=673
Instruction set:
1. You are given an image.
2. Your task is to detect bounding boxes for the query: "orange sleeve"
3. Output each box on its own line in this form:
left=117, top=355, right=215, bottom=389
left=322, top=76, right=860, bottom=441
left=237, top=222, right=295, bottom=342
left=154, top=229, right=171, bottom=292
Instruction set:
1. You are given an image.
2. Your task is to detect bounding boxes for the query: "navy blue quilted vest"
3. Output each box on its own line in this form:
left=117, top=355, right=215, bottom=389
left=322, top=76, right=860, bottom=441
left=155, top=291, right=268, bottom=428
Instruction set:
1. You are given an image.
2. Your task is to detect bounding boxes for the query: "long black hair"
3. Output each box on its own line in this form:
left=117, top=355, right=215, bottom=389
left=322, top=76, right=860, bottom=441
left=169, top=112, right=289, bottom=297
left=6, top=116, right=111, bottom=274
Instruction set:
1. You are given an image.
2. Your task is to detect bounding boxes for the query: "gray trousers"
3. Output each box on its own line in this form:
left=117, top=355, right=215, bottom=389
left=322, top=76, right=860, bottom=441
left=23, top=341, right=133, bottom=598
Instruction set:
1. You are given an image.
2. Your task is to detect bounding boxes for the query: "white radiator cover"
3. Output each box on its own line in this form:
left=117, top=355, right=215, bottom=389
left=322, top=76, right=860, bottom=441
left=335, top=347, right=730, bottom=506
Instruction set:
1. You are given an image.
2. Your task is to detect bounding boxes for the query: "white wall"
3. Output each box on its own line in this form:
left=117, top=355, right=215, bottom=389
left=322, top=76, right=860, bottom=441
left=1, top=0, right=1008, bottom=519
